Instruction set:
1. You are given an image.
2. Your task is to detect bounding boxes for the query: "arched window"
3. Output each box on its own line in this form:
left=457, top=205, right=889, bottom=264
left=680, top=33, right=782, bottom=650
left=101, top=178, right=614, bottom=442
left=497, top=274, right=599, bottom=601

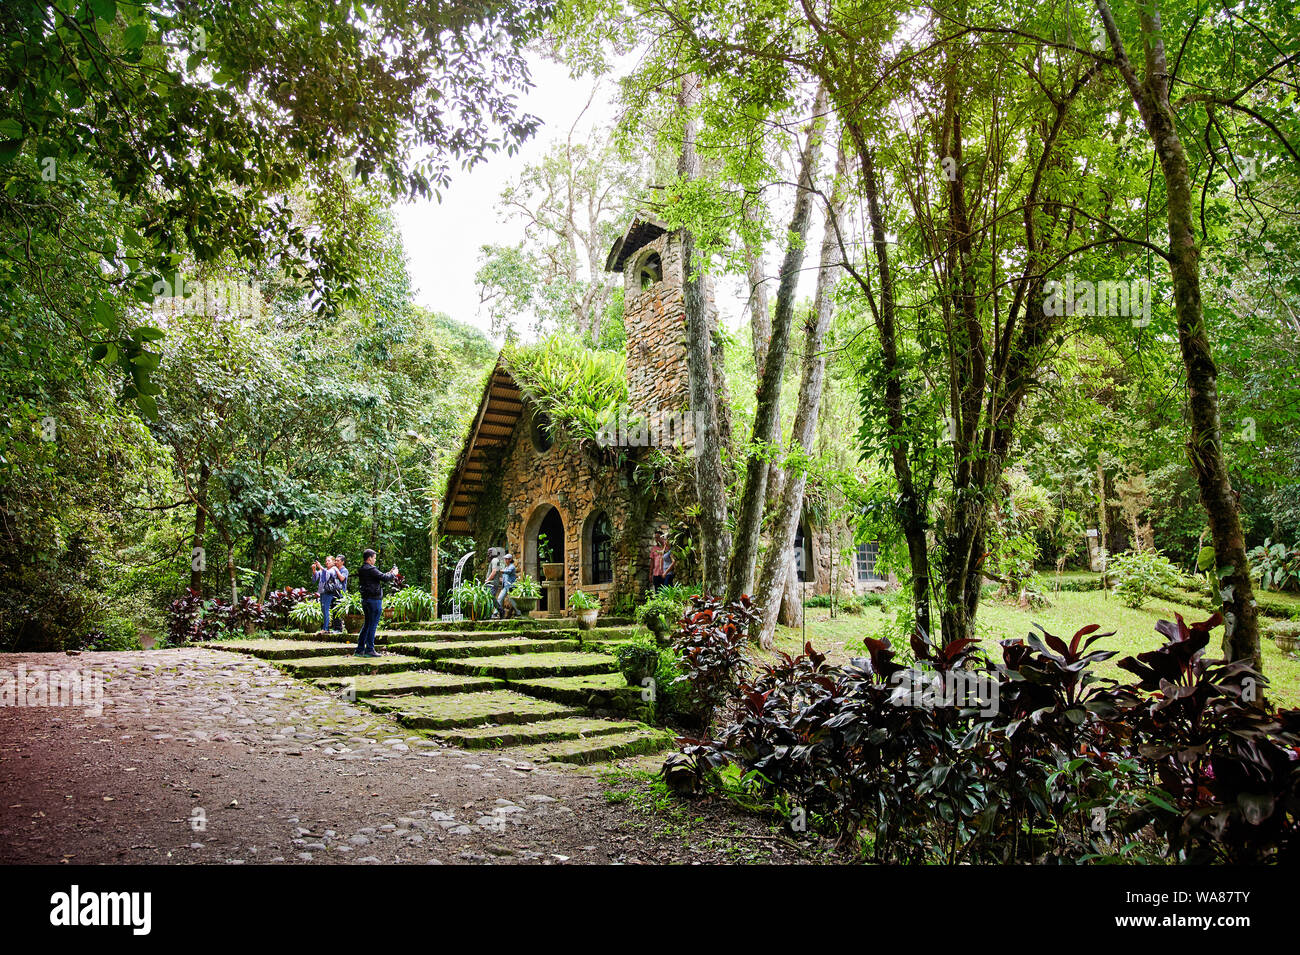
left=529, top=409, right=553, bottom=454
left=638, top=252, right=662, bottom=291
left=587, top=511, right=613, bottom=584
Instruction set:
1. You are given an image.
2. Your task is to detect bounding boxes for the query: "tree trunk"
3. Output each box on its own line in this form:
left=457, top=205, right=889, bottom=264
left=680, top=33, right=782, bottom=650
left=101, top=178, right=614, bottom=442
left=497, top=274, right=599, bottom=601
left=678, top=72, right=731, bottom=592
left=754, top=140, right=845, bottom=648
left=188, top=461, right=209, bottom=594
left=226, top=546, right=238, bottom=604
left=777, top=563, right=803, bottom=629
left=848, top=128, right=934, bottom=643
left=727, top=86, right=828, bottom=603
left=1097, top=0, right=1260, bottom=668
left=259, top=549, right=276, bottom=604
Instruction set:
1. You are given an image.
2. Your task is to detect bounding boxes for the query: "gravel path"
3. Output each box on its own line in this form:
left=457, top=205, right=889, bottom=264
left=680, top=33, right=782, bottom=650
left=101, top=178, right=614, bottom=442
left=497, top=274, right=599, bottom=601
left=0, top=649, right=813, bottom=865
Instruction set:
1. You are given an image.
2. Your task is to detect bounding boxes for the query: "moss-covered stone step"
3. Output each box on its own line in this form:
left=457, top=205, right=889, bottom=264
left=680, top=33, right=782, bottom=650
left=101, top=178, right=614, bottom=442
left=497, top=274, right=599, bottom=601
left=275, top=653, right=427, bottom=678
left=310, top=670, right=499, bottom=698
left=376, top=628, right=574, bottom=644
left=425, top=716, right=645, bottom=749
left=208, top=639, right=356, bottom=660
left=382, top=619, right=547, bottom=633
left=434, top=651, right=618, bottom=680
left=509, top=672, right=645, bottom=710
left=264, top=629, right=381, bottom=643
left=509, top=725, right=675, bottom=765
left=367, top=690, right=583, bottom=729
left=388, top=638, right=582, bottom=660
left=382, top=616, right=633, bottom=632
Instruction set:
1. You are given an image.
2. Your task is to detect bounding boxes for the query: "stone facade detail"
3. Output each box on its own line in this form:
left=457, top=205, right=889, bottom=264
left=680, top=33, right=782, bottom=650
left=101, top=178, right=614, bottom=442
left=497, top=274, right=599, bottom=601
left=450, top=217, right=894, bottom=614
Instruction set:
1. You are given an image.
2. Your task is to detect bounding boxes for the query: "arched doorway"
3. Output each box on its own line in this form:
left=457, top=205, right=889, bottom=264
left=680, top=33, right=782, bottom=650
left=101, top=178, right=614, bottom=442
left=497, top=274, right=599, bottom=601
left=524, top=503, right=566, bottom=611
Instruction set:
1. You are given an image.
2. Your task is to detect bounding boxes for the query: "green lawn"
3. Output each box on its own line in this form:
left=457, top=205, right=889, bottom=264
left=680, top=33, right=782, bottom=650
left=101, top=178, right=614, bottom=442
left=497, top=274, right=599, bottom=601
left=771, top=590, right=1300, bottom=708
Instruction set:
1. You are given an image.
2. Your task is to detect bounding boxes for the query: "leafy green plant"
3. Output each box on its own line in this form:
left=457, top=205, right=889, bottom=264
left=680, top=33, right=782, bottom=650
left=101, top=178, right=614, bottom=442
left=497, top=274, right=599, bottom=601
left=614, top=641, right=660, bottom=685
left=289, top=599, right=324, bottom=630
left=388, top=586, right=434, bottom=622
left=637, top=590, right=688, bottom=641
left=449, top=580, right=495, bottom=620
left=334, top=591, right=362, bottom=618
left=1247, top=539, right=1300, bottom=592
left=568, top=589, right=598, bottom=611
left=1109, top=549, right=1182, bottom=609
left=512, top=574, right=541, bottom=599
left=537, top=533, right=555, bottom=563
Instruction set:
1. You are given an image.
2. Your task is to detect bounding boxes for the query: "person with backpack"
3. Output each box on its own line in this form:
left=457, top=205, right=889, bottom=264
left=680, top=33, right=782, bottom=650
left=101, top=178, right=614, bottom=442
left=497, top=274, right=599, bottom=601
left=312, top=556, right=343, bottom=635
left=332, top=554, right=349, bottom=633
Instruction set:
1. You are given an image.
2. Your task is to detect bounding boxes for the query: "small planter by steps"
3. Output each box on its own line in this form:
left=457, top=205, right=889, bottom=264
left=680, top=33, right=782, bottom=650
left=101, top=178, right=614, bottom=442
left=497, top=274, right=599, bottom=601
left=1269, top=620, right=1300, bottom=654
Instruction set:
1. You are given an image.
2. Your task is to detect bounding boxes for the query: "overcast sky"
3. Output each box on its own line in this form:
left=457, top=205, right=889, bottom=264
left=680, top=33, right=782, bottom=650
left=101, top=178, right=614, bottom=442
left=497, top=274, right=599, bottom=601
left=395, top=50, right=824, bottom=343
left=395, top=55, right=616, bottom=337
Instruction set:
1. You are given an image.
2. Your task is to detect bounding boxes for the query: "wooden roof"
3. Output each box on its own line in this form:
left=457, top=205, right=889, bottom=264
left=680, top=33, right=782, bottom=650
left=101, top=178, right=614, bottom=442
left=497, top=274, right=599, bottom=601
left=604, top=216, right=669, bottom=272
left=438, top=356, right=525, bottom=537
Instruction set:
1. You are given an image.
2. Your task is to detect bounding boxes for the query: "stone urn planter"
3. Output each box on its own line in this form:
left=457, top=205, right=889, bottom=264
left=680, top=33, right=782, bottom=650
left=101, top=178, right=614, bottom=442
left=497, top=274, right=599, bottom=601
left=542, top=562, right=564, bottom=582
left=617, top=645, right=659, bottom=687
left=574, top=607, right=599, bottom=630
left=510, top=596, right=539, bottom=616
left=344, top=614, right=363, bottom=635
left=1269, top=620, right=1300, bottom=654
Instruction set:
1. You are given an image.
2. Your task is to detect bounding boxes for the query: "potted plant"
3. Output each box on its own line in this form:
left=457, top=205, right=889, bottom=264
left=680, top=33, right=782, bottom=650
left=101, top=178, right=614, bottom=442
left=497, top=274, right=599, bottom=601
left=288, top=598, right=323, bottom=634
left=509, top=574, right=541, bottom=616
left=568, top=589, right=600, bottom=630
left=334, top=592, right=363, bottom=634
left=449, top=580, right=495, bottom=621
left=538, top=533, right=563, bottom=581
left=389, top=587, right=434, bottom=624
left=637, top=591, right=687, bottom=647
left=1269, top=619, right=1300, bottom=654
left=614, top=641, right=660, bottom=687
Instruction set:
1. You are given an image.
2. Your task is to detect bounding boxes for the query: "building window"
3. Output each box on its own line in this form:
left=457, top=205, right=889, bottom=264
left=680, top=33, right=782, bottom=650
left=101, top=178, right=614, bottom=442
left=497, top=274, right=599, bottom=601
left=638, top=252, right=662, bottom=291
left=856, top=541, right=884, bottom=581
left=529, top=409, right=553, bottom=454
left=794, top=522, right=814, bottom=583
left=588, top=511, right=613, bottom=584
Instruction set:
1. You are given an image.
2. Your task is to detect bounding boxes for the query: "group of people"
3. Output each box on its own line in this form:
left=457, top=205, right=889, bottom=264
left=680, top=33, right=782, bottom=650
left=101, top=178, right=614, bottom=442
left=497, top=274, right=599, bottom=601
left=483, top=547, right=520, bottom=618
left=475, top=529, right=675, bottom=621
left=311, top=549, right=399, bottom=657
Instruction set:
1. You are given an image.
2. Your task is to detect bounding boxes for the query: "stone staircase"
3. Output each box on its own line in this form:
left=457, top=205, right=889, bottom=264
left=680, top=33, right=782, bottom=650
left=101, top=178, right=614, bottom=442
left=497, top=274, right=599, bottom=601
left=207, top=618, right=674, bottom=766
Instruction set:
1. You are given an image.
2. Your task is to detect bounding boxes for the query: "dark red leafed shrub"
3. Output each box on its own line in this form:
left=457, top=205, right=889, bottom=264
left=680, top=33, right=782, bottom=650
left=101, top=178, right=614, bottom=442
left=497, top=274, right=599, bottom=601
left=263, top=587, right=308, bottom=629
left=664, top=611, right=1300, bottom=864
left=670, top=593, right=759, bottom=726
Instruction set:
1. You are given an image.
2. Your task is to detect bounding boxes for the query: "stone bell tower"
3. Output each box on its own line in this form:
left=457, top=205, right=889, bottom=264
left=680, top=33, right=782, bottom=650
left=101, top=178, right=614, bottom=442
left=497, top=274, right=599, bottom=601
left=604, top=216, right=716, bottom=444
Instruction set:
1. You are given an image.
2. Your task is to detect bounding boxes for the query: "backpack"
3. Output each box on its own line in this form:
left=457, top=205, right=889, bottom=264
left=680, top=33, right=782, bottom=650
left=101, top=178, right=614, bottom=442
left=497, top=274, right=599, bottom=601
left=326, top=570, right=344, bottom=597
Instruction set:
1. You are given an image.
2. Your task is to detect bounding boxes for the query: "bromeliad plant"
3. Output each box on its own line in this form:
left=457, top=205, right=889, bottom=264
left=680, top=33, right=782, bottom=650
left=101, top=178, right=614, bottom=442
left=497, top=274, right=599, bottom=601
left=449, top=580, right=494, bottom=621
left=388, top=587, right=434, bottom=623
left=512, top=574, right=542, bottom=599
left=288, top=597, right=324, bottom=631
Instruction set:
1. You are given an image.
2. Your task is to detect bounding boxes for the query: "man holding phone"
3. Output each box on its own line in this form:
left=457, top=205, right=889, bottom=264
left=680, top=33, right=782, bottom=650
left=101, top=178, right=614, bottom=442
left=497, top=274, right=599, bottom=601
left=355, top=548, right=398, bottom=657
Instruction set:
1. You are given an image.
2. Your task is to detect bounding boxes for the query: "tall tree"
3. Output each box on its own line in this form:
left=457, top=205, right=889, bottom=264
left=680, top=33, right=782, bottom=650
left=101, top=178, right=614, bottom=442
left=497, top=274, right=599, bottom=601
left=726, top=84, right=829, bottom=603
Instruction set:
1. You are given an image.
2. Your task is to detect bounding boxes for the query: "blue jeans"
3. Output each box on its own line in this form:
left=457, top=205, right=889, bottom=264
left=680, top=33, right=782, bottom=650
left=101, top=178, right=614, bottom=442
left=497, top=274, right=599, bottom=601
left=357, top=598, right=382, bottom=654
left=320, top=593, right=333, bottom=632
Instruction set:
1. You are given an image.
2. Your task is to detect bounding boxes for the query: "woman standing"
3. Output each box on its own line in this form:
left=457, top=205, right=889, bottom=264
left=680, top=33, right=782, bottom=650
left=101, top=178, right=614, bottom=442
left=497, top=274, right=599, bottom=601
left=312, top=556, right=341, bottom=635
